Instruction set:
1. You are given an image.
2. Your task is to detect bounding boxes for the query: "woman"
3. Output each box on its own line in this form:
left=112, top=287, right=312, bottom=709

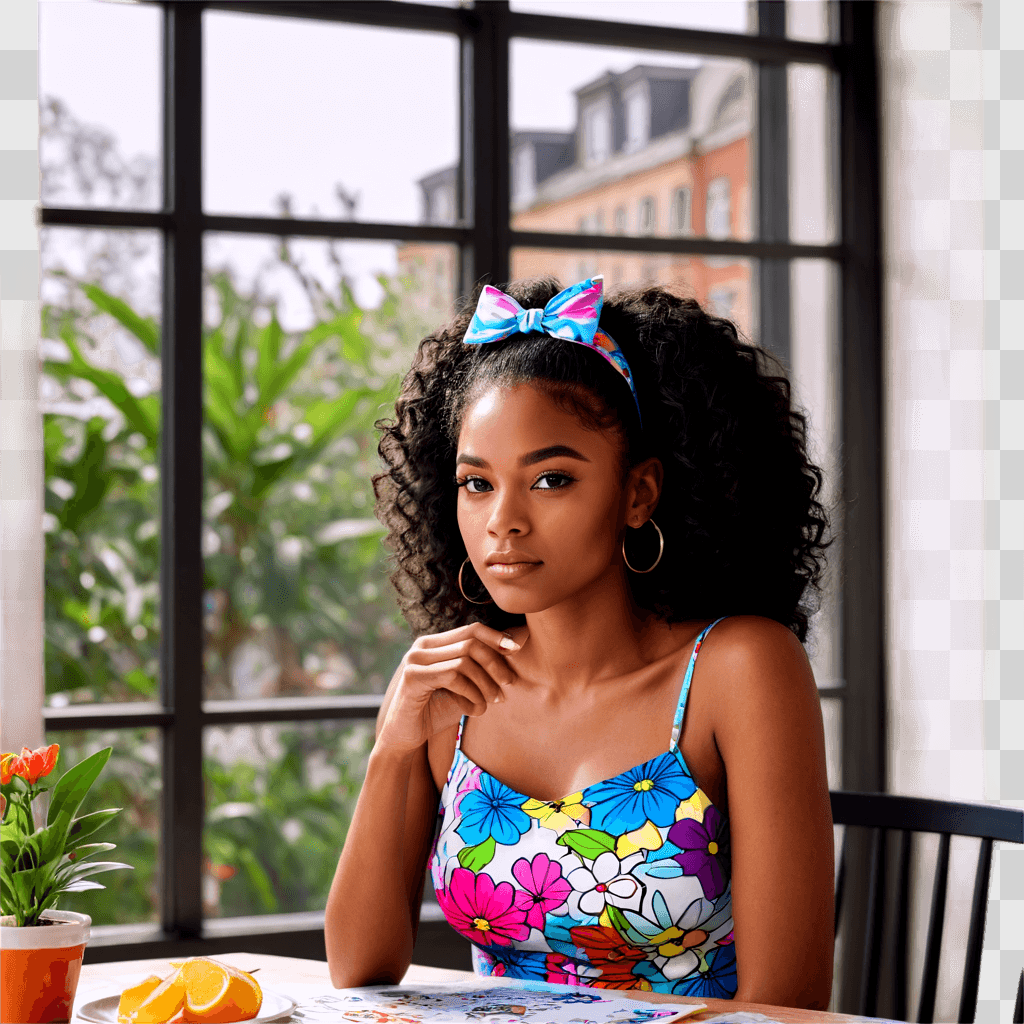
left=325, top=277, right=834, bottom=1007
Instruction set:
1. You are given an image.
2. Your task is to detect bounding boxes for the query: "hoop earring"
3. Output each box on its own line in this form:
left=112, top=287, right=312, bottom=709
left=459, top=557, right=493, bottom=604
left=622, top=518, right=664, bottom=574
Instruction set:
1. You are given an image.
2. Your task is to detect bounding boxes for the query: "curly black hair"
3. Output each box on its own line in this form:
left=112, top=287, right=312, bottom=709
left=373, top=277, right=829, bottom=642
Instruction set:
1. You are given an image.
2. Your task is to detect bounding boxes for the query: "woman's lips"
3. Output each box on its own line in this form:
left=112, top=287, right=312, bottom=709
left=485, top=561, right=541, bottom=578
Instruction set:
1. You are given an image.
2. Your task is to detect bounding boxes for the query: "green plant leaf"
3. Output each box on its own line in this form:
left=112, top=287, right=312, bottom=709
left=82, top=284, right=160, bottom=354
left=60, top=878, right=106, bottom=893
left=303, top=389, right=372, bottom=451
left=255, top=317, right=284, bottom=394
left=237, top=846, right=277, bottom=913
left=456, top=836, right=496, bottom=872
left=50, top=331, right=158, bottom=442
left=47, top=747, right=113, bottom=830
left=59, top=860, right=133, bottom=884
left=64, top=808, right=120, bottom=850
left=61, top=842, right=116, bottom=865
left=555, top=828, right=617, bottom=860
left=1, top=864, right=21, bottom=914
left=11, top=866, right=39, bottom=913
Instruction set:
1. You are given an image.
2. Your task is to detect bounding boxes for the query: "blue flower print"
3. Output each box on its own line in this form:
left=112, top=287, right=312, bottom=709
left=586, top=756, right=696, bottom=833
left=672, top=944, right=737, bottom=999
left=456, top=774, right=532, bottom=846
left=475, top=945, right=550, bottom=981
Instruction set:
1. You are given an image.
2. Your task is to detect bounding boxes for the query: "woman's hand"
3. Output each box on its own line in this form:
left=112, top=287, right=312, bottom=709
left=375, top=622, right=522, bottom=755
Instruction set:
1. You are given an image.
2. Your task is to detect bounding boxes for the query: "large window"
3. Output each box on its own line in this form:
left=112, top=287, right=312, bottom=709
left=38, top=0, right=882, bottom=974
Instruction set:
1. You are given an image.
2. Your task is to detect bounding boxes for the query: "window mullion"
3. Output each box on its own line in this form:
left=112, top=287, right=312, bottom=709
left=467, top=0, right=510, bottom=286
left=161, top=0, right=205, bottom=942
left=756, top=1, right=791, bottom=367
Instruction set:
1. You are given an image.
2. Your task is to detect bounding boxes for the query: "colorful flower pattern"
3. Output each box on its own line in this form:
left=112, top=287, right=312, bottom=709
left=430, top=619, right=735, bottom=997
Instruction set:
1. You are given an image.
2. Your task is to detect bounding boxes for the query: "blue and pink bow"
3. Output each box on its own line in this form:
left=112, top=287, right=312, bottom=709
left=463, top=276, right=641, bottom=423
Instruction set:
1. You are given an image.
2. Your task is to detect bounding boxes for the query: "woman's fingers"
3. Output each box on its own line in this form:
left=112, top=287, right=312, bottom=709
left=415, top=621, right=520, bottom=657
left=407, top=657, right=498, bottom=707
left=408, top=635, right=515, bottom=695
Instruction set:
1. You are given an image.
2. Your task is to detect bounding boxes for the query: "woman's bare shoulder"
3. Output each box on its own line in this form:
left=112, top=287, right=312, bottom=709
left=696, top=614, right=819, bottom=739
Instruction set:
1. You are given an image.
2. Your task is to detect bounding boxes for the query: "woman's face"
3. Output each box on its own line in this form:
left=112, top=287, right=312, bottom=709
left=455, top=382, right=649, bottom=615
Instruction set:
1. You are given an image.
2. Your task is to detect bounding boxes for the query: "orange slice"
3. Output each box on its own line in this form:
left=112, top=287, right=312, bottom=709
left=178, top=957, right=263, bottom=1023
left=117, top=975, right=165, bottom=1023
left=120, top=967, right=186, bottom=1024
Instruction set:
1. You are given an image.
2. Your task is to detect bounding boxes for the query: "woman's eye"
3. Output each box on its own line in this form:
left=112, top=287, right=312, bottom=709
left=457, top=476, right=492, bottom=493
left=533, top=472, right=574, bottom=490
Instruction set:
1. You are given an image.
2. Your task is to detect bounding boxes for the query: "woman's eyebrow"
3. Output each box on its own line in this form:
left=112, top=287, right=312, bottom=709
left=455, top=445, right=591, bottom=468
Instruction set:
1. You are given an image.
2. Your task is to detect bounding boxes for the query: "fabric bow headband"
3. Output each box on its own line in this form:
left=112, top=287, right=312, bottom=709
left=463, top=276, right=641, bottom=424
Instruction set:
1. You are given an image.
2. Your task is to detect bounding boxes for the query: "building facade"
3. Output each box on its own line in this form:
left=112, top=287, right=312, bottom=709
left=402, top=57, right=754, bottom=339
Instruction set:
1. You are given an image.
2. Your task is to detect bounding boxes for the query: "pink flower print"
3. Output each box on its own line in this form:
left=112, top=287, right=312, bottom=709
left=436, top=867, right=530, bottom=947
left=511, top=853, right=571, bottom=930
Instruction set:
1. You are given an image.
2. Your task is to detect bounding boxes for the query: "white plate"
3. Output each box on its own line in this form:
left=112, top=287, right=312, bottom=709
left=75, top=987, right=297, bottom=1023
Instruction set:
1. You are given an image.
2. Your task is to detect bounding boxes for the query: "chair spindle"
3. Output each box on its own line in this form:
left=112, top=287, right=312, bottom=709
left=859, top=826, right=887, bottom=1018
left=917, top=830, right=950, bottom=1023
left=835, top=828, right=847, bottom=935
left=957, top=836, right=993, bottom=1023
left=894, top=829, right=911, bottom=1022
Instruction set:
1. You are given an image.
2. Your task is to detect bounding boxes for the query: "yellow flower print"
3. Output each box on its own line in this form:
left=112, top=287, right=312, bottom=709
left=648, top=924, right=709, bottom=958
left=674, top=788, right=712, bottom=823
left=522, top=793, right=590, bottom=834
left=614, top=819, right=665, bottom=857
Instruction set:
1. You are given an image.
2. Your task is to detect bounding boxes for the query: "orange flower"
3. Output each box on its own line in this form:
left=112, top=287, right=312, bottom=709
left=15, top=744, right=60, bottom=784
left=1, top=752, right=21, bottom=785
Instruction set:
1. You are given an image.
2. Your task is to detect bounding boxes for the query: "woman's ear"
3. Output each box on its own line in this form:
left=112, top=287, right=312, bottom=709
left=626, top=456, right=663, bottom=524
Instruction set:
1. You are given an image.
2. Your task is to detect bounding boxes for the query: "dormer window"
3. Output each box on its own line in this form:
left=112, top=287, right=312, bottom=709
left=623, top=82, right=650, bottom=153
left=512, top=145, right=536, bottom=205
left=429, top=186, right=455, bottom=225
left=583, top=100, right=612, bottom=164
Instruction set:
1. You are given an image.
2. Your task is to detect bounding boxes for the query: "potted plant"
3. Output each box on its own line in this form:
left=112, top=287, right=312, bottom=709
left=1, top=743, right=130, bottom=1024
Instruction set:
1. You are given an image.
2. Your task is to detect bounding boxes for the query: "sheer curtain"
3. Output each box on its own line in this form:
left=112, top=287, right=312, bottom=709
left=879, top=2, right=1018, bottom=1019
left=0, top=0, right=44, bottom=754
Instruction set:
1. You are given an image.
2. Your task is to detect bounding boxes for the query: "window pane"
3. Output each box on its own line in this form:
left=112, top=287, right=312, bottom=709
left=820, top=696, right=842, bottom=790
left=510, top=249, right=756, bottom=343
left=203, top=721, right=372, bottom=917
left=39, top=0, right=162, bottom=210
left=41, top=227, right=162, bottom=706
left=201, top=235, right=455, bottom=701
left=790, top=259, right=841, bottom=691
left=203, top=13, right=460, bottom=224
left=511, top=42, right=752, bottom=241
left=43, top=728, right=161, bottom=926
left=510, top=1, right=754, bottom=34
left=789, top=64, right=839, bottom=245
left=786, top=0, right=838, bottom=43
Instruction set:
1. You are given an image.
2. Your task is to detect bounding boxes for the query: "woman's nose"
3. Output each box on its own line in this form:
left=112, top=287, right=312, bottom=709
left=487, top=487, right=529, bottom=537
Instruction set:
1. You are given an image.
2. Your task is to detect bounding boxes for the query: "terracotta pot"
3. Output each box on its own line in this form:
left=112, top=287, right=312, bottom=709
left=0, top=910, right=90, bottom=1024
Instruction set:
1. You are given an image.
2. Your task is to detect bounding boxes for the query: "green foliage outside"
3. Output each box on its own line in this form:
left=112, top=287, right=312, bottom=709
left=41, top=251, right=442, bottom=924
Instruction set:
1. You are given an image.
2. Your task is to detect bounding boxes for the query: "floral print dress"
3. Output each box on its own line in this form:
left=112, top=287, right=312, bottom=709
left=429, top=618, right=736, bottom=998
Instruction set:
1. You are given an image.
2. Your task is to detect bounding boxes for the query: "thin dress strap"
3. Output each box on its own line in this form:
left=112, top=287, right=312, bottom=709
left=670, top=617, right=728, bottom=751
left=455, top=714, right=468, bottom=752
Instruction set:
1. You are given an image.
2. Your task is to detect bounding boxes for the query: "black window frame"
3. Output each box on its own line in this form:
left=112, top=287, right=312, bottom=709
left=39, top=0, right=883, bottom=967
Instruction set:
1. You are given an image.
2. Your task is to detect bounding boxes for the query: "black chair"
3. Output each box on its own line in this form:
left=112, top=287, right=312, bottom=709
left=1013, top=968, right=1022, bottom=1024
left=831, top=791, right=1024, bottom=1023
